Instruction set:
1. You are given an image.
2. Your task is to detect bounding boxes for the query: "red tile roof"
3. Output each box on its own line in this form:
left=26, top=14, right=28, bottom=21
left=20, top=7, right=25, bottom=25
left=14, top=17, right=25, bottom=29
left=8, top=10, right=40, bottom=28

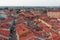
left=48, top=10, right=60, bottom=12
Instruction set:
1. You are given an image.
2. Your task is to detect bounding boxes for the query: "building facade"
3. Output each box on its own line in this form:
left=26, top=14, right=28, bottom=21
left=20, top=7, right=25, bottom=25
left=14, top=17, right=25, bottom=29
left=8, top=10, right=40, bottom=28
left=47, top=10, right=60, bottom=18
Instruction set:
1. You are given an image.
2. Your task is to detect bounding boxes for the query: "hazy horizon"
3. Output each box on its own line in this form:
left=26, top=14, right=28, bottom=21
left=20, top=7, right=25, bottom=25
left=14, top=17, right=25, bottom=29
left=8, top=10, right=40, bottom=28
left=0, top=0, right=60, bottom=6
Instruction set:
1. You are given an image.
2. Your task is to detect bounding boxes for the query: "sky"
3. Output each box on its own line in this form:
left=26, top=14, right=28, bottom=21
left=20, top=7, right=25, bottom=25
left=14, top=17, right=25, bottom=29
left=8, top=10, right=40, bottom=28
left=0, top=0, right=60, bottom=6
